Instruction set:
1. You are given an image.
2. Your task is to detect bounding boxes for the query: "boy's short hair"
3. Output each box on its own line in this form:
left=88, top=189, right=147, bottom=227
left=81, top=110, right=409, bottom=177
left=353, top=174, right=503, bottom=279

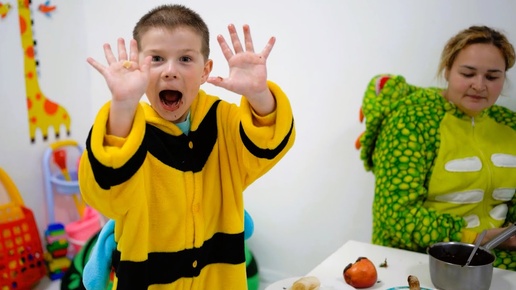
left=133, top=4, right=210, bottom=60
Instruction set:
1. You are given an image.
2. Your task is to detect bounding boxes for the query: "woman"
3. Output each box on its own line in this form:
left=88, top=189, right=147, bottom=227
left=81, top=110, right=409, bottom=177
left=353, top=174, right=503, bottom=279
left=359, top=25, right=516, bottom=270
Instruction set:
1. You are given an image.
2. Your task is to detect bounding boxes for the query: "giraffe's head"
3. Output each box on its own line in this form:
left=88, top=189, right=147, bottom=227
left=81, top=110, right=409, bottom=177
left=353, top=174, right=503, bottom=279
left=17, top=0, right=29, bottom=9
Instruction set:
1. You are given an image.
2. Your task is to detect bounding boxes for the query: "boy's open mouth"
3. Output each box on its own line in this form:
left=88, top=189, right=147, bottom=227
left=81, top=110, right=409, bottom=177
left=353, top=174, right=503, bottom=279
left=159, top=90, right=183, bottom=111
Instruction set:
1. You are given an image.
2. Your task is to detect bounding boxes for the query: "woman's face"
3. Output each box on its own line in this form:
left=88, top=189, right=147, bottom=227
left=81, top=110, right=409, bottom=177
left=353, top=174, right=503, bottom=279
left=444, top=43, right=506, bottom=117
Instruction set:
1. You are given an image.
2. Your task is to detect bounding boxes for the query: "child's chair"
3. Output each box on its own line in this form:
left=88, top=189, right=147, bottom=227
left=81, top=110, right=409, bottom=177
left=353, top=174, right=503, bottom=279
left=43, top=140, right=103, bottom=258
left=42, top=140, right=85, bottom=225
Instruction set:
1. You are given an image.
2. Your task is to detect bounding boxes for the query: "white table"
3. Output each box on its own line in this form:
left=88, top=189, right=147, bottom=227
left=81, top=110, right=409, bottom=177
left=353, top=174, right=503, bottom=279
left=33, top=277, right=60, bottom=290
left=306, top=240, right=516, bottom=289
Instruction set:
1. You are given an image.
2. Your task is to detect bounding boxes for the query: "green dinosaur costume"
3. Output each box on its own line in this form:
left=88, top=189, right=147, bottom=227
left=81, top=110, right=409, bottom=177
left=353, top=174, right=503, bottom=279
left=360, top=74, right=516, bottom=271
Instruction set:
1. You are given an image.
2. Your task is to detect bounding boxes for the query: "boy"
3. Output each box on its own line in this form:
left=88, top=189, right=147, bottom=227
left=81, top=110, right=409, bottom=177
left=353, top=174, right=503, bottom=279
left=79, top=4, right=295, bottom=289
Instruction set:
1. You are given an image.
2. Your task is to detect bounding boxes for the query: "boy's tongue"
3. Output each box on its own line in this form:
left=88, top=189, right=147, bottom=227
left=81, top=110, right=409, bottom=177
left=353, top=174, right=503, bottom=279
left=160, top=90, right=182, bottom=110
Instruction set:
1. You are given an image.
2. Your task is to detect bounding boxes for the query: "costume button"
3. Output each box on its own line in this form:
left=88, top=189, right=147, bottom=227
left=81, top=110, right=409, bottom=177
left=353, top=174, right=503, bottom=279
left=188, top=141, right=193, bottom=149
left=192, top=260, right=198, bottom=268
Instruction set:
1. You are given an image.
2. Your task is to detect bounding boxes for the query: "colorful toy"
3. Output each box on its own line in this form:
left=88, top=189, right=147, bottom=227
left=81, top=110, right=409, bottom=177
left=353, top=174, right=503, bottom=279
left=53, top=148, right=86, bottom=218
left=0, top=167, right=46, bottom=289
left=43, top=223, right=71, bottom=280
left=42, top=140, right=84, bottom=225
left=65, top=207, right=101, bottom=254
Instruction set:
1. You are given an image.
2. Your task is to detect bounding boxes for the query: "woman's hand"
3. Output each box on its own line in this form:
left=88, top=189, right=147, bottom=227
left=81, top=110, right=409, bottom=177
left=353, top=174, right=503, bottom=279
left=482, top=226, right=516, bottom=250
left=207, top=24, right=276, bottom=116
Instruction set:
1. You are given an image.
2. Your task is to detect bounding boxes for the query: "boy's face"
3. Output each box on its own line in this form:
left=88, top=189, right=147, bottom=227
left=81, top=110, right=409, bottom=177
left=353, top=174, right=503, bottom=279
left=139, top=26, right=212, bottom=123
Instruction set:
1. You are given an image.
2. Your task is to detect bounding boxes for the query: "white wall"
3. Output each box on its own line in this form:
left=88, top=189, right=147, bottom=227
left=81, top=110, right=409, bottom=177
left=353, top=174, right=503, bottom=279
left=2, top=0, right=516, bottom=284
left=0, top=1, right=91, bottom=238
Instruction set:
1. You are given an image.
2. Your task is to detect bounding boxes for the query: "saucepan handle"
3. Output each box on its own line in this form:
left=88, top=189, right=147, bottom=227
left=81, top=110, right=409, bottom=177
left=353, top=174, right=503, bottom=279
left=483, top=222, right=516, bottom=250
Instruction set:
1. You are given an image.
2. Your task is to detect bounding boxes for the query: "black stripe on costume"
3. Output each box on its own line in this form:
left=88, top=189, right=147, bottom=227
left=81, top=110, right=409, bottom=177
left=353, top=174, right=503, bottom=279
left=86, top=128, right=147, bottom=190
left=112, top=232, right=245, bottom=290
left=240, top=118, right=295, bottom=159
left=85, top=101, right=220, bottom=189
left=146, top=101, right=220, bottom=172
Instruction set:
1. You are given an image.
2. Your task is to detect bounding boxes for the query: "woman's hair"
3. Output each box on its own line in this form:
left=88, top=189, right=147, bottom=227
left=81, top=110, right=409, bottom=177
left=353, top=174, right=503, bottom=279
left=132, top=4, right=210, bottom=60
left=438, top=25, right=515, bottom=77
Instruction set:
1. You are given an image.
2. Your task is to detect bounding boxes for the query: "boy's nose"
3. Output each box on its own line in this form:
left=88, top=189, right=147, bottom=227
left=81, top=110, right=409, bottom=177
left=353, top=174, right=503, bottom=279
left=162, top=62, right=177, bottom=79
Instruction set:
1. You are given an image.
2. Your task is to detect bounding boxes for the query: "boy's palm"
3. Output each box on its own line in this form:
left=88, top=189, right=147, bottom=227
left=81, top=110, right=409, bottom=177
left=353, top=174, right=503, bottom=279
left=208, top=24, right=275, bottom=99
left=87, top=38, right=150, bottom=106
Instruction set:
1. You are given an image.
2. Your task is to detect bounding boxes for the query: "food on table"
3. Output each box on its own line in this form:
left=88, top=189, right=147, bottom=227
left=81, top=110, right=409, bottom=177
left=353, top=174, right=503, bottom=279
left=290, top=276, right=321, bottom=290
left=407, top=275, right=421, bottom=290
left=379, top=258, right=388, bottom=268
left=343, top=257, right=378, bottom=288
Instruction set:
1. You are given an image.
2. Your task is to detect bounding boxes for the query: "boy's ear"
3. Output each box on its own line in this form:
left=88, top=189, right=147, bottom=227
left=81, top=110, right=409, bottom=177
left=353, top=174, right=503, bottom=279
left=444, top=69, right=450, bottom=81
left=201, top=59, right=213, bottom=83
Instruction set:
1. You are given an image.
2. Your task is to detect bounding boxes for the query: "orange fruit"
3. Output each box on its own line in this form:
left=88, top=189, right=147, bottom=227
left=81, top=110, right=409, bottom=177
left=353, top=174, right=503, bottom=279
left=343, top=257, right=378, bottom=288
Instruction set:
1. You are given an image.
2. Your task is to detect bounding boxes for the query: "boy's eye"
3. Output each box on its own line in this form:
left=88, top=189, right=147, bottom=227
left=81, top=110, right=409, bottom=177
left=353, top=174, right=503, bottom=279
left=486, top=75, right=499, bottom=81
left=151, top=56, right=164, bottom=62
left=180, top=56, right=192, bottom=62
left=461, top=73, right=474, bottom=78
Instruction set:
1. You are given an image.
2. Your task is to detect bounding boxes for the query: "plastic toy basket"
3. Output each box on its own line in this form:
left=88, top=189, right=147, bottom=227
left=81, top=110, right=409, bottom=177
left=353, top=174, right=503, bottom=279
left=0, top=168, right=46, bottom=289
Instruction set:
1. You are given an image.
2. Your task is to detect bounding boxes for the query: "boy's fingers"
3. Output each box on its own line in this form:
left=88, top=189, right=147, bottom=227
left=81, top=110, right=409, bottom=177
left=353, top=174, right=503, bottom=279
left=117, top=38, right=128, bottom=61
left=261, top=37, right=276, bottom=60
left=139, top=55, right=152, bottom=74
left=228, top=24, right=243, bottom=53
left=129, top=39, right=139, bottom=62
left=243, top=24, right=254, bottom=53
left=86, top=57, right=106, bottom=75
left=206, top=76, right=226, bottom=88
left=217, top=35, right=233, bottom=62
left=103, top=43, right=117, bottom=64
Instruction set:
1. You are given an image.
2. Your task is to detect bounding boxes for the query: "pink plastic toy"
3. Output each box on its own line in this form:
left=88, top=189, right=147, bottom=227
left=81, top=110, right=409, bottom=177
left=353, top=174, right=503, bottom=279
left=65, top=207, right=102, bottom=254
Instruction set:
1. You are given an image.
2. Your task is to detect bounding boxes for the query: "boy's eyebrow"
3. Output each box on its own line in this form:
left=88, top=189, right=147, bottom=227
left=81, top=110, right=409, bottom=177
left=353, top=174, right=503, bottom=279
left=178, top=48, right=201, bottom=54
left=144, top=48, right=200, bottom=55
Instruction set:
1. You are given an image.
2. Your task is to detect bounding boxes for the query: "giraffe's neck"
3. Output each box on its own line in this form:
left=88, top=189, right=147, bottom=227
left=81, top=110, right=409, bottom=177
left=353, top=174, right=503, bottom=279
left=18, top=0, right=41, bottom=95
left=16, top=0, right=72, bottom=143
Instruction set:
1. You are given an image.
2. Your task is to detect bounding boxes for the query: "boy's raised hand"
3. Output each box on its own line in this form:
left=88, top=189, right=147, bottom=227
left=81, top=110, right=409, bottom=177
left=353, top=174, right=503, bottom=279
left=208, top=24, right=275, bottom=110
left=87, top=38, right=151, bottom=107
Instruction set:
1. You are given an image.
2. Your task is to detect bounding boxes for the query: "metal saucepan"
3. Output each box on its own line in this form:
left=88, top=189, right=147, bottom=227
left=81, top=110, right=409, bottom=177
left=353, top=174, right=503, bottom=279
left=427, top=223, right=516, bottom=290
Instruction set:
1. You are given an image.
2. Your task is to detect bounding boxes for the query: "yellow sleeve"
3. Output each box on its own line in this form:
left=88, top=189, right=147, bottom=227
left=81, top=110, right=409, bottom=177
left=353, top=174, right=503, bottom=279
left=460, top=229, right=478, bottom=244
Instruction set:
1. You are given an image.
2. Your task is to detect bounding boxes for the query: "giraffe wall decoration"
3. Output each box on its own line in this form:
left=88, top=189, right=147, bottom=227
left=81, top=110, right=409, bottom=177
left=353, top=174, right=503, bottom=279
left=16, top=0, right=71, bottom=143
